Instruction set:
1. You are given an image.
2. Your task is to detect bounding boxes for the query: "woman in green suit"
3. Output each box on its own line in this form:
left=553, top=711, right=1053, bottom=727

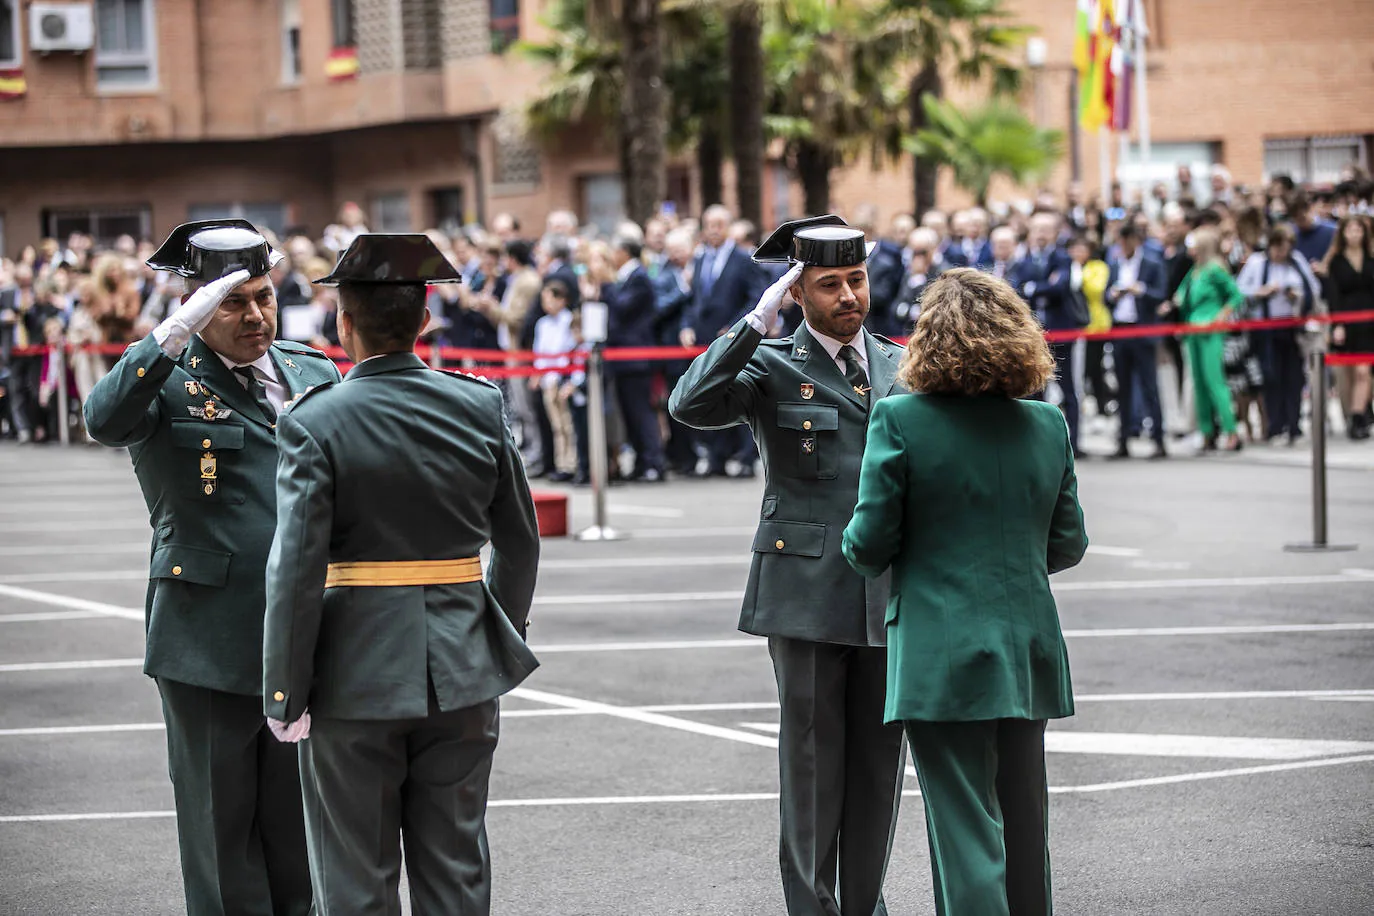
left=842, top=268, right=1088, bottom=916
left=1174, top=226, right=1246, bottom=451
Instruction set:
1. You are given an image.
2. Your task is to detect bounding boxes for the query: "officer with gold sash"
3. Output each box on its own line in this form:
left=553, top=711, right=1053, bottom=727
left=262, top=233, right=541, bottom=916
left=84, top=219, right=340, bottom=916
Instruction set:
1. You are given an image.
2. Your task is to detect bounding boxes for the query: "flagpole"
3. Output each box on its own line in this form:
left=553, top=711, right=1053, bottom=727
left=1135, top=0, right=1152, bottom=193
left=1099, top=126, right=1111, bottom=204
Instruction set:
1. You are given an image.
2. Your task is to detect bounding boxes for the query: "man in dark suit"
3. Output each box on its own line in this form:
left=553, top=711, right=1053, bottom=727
left=680, top=205, right=767, bottom=476
left=1106, top=223, right=1169, bottom=459
left=264, top=234, right=540, bottom=915
left=671, top=215, right=907, bottom=916
left=653, top=227, right=699, bottom=475
left=941, top=209, right=994, bottom=269
left=1011, top=211, right=1083, bottom=455
left=607, top=229, right=666, bottom=481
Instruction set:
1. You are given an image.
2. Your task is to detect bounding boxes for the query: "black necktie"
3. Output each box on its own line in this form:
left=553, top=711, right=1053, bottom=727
left=838, top=344, right=870, bottom=406
left=233, top=366, right=277, bottom=422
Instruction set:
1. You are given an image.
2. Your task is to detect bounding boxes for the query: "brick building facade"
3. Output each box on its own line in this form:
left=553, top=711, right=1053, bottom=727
left=0, top=0, right=1370, bottom=253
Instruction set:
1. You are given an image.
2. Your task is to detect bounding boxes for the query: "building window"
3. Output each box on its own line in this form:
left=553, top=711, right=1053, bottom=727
left=1265, top=135, right=1367, bottom=186
left=0, top=0, right=19, bottom=68
left=331, top=0, right=355, bottom=48
left=490, top=0, right=519, bottom=53
left=187, top=202, right=287, bottom=236
left=95, top=0, right=156, bottom=89
left=43, top=206, right=152, bottom=247
left=281, top=0, right=302, bottom=84
left=371, top=192, right=411, bottom=232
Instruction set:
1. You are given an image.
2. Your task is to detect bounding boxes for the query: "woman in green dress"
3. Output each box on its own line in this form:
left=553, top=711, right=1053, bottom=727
left=842, top=268, right=1088, bottom=916
left=1175, top=227, right=1246, bottom=451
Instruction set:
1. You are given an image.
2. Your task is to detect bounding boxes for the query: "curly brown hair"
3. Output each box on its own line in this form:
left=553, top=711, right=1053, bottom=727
left=898, top=267, right=1054, bottom=398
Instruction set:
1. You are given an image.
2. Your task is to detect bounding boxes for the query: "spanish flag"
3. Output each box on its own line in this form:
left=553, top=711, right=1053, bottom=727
left=0, top=68, right=27, bottom=100
left=325, top=46, right=360, bottom=82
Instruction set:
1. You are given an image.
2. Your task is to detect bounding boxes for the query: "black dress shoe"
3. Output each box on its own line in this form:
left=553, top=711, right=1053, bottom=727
left=547, top=471, right=574, bottom=483
left=1107, top=445, right=1131, bottom=460
left=633, top=468, right=665, bottom=483
left=1148, top=442, right=1168, bottom=460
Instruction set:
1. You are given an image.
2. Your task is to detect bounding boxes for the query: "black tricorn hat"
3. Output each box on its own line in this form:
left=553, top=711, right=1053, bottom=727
left=753, top=214, right=877, bottom=266
left=147, top=219, right=285, bottom=281
left=313, top=233, right=462, bottom=287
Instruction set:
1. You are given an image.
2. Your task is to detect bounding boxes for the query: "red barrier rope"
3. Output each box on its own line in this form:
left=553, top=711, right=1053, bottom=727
left=10, top=310, right=1374, bottom=377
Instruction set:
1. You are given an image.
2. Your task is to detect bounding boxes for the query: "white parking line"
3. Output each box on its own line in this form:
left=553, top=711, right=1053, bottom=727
left=0, top=571, right=147, bottom=585
left=0, top=658, right=142, bottom=673
left=508, top=686, right=779, bottom=749
left=0, top=585, right=143, bottom=621
left=8, top=754, right=1374, bottom=822
left=606, top=505, right=687, bottom=519
left=0, top=723, right=165, bottom=737
left=0, top=611, right=107, bottom=624
left=0, top=543, right=145, bottom=558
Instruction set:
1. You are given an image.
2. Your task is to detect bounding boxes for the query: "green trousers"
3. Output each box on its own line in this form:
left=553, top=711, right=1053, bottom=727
left=1185, top=332, right=1238, bottom=437
left=299, top=695, right=500, bottom=916
left=903, top=719, right=1052, bottom=916
left=157, top=678, right=312, bottom=916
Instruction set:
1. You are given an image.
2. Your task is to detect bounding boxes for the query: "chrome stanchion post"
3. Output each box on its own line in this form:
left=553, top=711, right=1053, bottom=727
left=576, top=302, right=624, bottom=542
left=56, top=341, right=70, bottom=446
left=1286, top=325, right=1355, bottom=552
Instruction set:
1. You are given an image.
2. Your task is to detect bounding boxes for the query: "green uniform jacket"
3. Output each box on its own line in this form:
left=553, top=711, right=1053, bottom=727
left=668, top=319, right=905, bottom=646
left=83, top=333, right=342, bottom=696
left=842, top=394, right=1088, bottom=723
left=263, top=353, right=540, bottom=723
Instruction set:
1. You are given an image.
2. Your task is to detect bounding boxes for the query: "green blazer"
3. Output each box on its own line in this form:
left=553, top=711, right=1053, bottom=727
left=669, top=319, right=905, bottom=646
left=83, top=333, right=341, bottom=696
left=263, top=353, right=540, bottom=723
left=841, top=394, right=1087, bottom=723
left=1177, top=261, right=1245, bottom=324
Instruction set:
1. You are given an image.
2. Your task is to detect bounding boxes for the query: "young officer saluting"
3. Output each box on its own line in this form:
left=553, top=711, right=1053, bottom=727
left=670, top=216, right=907, bottom=915
left=84, top=219, right=340, bottom=916
left=262, top=233, right=541, bottom=916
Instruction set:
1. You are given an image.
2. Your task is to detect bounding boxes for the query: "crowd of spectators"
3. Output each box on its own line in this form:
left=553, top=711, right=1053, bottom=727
left=3, top=162, right=1373, bottom=474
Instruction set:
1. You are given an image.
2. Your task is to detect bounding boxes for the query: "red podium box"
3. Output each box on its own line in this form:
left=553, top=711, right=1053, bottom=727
left=531, top=490, right=568, bottom=538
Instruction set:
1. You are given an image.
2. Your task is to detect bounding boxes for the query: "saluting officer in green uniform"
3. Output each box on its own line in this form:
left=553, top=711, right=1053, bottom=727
left=84, top=219, right=340, bottom=916
left=669, top=216, right=907, bottom=916
left=261, top=234, right=541, bottom=916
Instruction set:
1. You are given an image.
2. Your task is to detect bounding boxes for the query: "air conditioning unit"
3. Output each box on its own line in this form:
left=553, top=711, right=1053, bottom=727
left=30, top=3, right=96, bottom=53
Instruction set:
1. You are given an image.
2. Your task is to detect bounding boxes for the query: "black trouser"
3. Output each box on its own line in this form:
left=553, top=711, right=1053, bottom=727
left=1038, top=341, right=1079, bottom=451
left=769, top=637, right=906, bottom=915
left=157, top=678, right=312, bottom=916
left=1254, top=328, right=1305, bottom=438
left=7, top=356, right=40, bottom=437
left=1084, top=340, right=1114, bottom=415
left=612, top=370, right=664, bottom=475
left=1113, top=335, right=1163, bottom=445
left=528, top=384, right=555, bottom=472
left=299, top=694, right=500, bottom=916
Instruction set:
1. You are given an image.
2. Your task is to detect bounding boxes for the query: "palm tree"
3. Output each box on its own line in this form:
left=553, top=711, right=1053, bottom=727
left=762, top=0, right=908, bottom=216
left=620, top=0, right=667, bottom=225
left=663, top=8, right=729, bottom=207
left=904, top=97, right=1062, bottom=206
left=884, top=0, right=1026, bottom=217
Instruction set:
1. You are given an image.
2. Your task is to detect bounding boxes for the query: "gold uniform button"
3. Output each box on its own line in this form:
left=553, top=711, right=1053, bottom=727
left=803, top=420, right=812, bottom=430
left=201, top=438, right=212, bottom=449
left=775, top=540, right=785, bottom=550
left=727, top=331, right=736, bottom=339
left=273, top=691, right=285, bottom=702
left=171, top=566, right=182, bottom=576
left=136, top=368, right=146, bottom=378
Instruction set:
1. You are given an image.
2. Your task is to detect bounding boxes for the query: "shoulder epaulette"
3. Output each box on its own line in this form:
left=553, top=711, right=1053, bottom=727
left=281, top=379, right=336, bottom=413
left=273, top=340, right=334, bottom=359
left=760, top=337, right=794, bottom=348
left=440, top=368, right=503, bottom=392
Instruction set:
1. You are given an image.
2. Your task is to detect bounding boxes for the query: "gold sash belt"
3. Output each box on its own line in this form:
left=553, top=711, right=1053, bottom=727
left=325, top=558, right=483, bottom=588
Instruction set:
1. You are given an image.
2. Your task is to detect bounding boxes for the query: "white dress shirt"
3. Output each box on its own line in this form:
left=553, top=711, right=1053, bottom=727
left=805, top=323, right=870, bottom=380
left=216, top=350, right=287, bottom=415
left=1112, top=250, right=1142, bottom=324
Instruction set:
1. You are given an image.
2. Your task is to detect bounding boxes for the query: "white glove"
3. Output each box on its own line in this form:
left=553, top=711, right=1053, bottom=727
left=152, top=269, right=252, bottom=357
left=745, top=263, right=805, bottom=336
left=267, top=710, right=311, bottom=743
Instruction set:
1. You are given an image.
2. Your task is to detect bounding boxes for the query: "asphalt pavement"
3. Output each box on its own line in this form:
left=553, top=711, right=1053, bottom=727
left=0, top=437, right=1371, bottom=915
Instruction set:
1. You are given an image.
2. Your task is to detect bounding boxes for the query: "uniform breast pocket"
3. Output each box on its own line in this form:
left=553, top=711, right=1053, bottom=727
left=169, top=420, right=247, bottom=504
left=775, top=402, right=840, bottom=479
